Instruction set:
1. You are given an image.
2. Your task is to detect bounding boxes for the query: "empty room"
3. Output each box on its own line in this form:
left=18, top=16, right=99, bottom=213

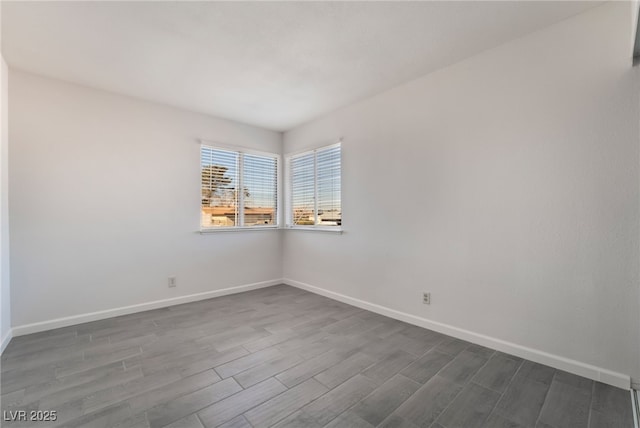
left=0, top=1, right=639, bottom=427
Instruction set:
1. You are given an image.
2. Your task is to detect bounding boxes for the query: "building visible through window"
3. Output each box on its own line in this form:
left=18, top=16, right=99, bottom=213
left=201, top=145, right=278, bottom=229
left=288, top=143, right=341, bottom=228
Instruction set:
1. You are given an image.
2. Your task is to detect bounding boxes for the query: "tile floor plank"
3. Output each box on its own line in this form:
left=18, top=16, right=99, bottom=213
left=437, top=349, right=490, bottom=386
left=351, top=374, right=421, bottom=426
left=362, top=350, right=417, bottom=385
left=588, top=382, right=634, bottom=427
left=536, top=376, right=592, bottom=428
left=391, top=375, right=464, bottom=428
left=435, top=382, right=501, bottom=428
left=400, top=350, right=454, bottom=384
left=324, top=411, right=374, bottom=428
left=491, top=373, right=553, bottom=426
left=471, top=352, right=522, bottom=393
left=275, top=349, right=351, bottom=388
left=146, top=377, right=242, bottom=428
left=314, top=352, right=377, bottom=389
left=273, top=374, right=377, bottom=428
left=197, top=377, right=287, bottom=427
left=244, top=378, right=328, bottom=428
left=233, top=353, right=302, bottom=388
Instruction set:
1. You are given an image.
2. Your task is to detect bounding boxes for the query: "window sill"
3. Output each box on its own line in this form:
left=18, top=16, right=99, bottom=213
left=283, top=226, right=344, bottom=234
left=198, top=226, right=344, bottom=234
left=199, top=226, right=279, bottom=234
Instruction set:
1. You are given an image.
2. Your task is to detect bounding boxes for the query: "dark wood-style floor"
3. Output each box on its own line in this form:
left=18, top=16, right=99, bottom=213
left=0, top=285, right=633, bottom=428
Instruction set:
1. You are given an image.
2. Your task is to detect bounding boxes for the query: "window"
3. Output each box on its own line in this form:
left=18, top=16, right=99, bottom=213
left=201, top=145, right=278, bottom=229
left=287, top=143, right=341, bottom=228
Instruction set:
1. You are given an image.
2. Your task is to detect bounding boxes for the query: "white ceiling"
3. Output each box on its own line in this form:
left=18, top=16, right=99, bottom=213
left=2, top=1, right=601, bottom=131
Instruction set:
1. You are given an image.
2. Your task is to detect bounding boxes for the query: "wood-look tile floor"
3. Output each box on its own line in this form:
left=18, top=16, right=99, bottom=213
left=0, top=285, right=633, bottom=428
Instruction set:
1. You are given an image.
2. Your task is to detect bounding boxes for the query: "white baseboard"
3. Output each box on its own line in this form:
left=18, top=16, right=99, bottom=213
left=12, top=279, right=282, bottom=337
left=1, top=327, right=12, bottom=354
left=283, top=277, right=631, bottom=390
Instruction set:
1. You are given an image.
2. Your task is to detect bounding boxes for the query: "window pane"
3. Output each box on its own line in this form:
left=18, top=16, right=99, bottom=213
left=243, top=154, right=277, bottom=226
left=316, top=145, right=341, bottom=226
left=290, top=153, right=315, bottom=225
left=201, top=147, right=239, bottom=228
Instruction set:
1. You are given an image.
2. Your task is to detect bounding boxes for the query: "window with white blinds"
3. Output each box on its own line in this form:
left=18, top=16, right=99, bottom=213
left=287, top=143, right=341, bottom=228
left=201, top=145, right=278, bottom=229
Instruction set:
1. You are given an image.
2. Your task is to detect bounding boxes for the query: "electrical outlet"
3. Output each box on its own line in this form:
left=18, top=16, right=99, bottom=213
left=423, top=292, right=430, bottom=304
left=168, top=276, right=177, bottom=288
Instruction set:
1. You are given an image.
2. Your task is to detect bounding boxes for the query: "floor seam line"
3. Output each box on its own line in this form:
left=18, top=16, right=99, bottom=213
left=482, top=358, right=525, bottom=424
left=429, top=349, right=496, bottom=428
left=534, top=369, right=557, bottom=427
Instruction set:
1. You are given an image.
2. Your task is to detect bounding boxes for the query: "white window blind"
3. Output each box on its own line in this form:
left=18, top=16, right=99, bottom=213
left=201, top=145, right=278, bottom=229
left=290, top=152, right=315, bottom=226
left=288, top=143, right=341, bottom=227
left=242, top=153, right=278, bottom=227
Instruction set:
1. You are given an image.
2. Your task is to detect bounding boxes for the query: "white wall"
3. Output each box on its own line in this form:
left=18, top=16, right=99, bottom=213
left=284, top=2, right=640, bottom=385
left=9, top=71, right=283, bottom=327
left=1, top=54, right=11, bottom=350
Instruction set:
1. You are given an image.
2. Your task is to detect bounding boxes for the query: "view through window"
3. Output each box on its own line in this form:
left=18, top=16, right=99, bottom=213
left=201, top=145, right=278, bottom=229
left=288, top=143, right=341, bottom=227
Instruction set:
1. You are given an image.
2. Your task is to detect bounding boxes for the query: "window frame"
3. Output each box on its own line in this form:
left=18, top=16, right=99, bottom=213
left=285, top=142, right=342, bottom=232
left=200, top=141, right=281, bottom=232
